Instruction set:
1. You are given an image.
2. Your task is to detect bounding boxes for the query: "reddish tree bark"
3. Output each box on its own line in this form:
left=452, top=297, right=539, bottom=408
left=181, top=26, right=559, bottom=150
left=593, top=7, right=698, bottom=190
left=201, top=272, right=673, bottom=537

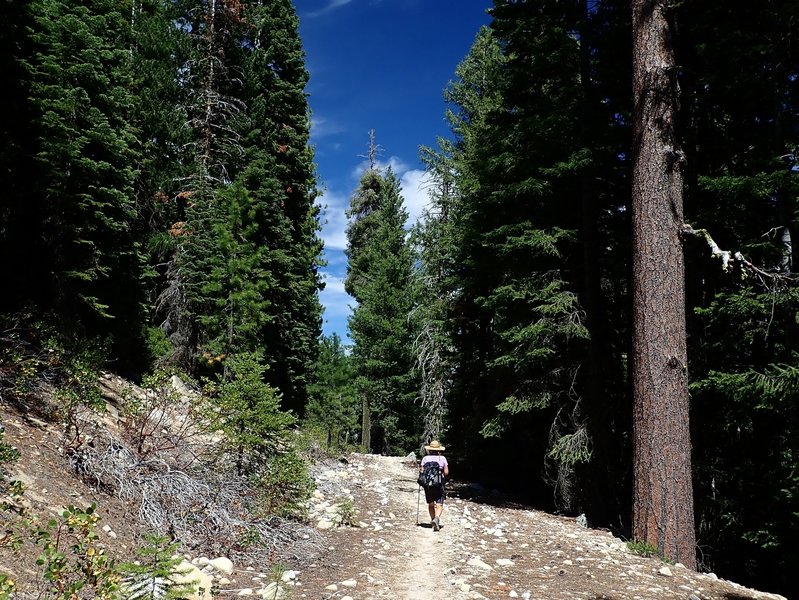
left=631, top=0, right=696, bottom=569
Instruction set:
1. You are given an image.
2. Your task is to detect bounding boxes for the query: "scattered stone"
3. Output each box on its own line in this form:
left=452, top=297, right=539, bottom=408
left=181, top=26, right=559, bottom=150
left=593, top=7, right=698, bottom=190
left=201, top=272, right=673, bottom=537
left=218, top=577, right=231, bottom=585
left=658, top=566, right=674, bottom=577
left=237, top=590, right=253, bottom=596
left=340, top=579, right=357, bottom=588
left=258, top=582, right=287, bottom=599
left=324, top=584, right=338, bottom=592
left=317, top=519, right=335, bottom=530
left=209, top=557, right=234, bottom=575
left=280, top=570, right=298, bottom=582
left=495, top=558, right=514, bottom=567
left=467, top=557, right=492, bottom=571
left=171, top=561, right=214, bottom=600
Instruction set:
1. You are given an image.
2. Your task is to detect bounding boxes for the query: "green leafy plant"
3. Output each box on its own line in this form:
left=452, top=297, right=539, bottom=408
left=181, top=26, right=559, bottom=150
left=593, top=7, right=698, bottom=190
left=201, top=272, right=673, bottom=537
left=144, top=327, right=173, bottom=365
left=0, top=424, right=20, bottom=478
left=55, top=345, right=106, bottom=449
left=0, top=576, right=16, bottom=600
left=33, top=504, right=121, bottom=600
left=260, top=563, right=290, bottom=600
left=205, top=352, right=295, bottom=476
left=122, top=369, right=202, bottom=459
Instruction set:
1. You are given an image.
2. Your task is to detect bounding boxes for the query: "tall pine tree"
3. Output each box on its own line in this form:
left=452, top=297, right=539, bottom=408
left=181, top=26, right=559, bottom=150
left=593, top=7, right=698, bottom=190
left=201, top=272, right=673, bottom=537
left=347, top=167, right=420, bottom=454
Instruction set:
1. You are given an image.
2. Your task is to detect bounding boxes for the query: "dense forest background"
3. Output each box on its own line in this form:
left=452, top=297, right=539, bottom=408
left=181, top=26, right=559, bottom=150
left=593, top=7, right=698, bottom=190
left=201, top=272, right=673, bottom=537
left=0, top=0, right=797, bottom=597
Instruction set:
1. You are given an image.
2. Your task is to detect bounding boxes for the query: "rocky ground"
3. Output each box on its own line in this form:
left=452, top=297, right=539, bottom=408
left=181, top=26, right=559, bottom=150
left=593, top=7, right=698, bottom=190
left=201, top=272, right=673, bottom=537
left=0, top=396, right=789, bottom=600
left=290, top=454, right=787, bottom=600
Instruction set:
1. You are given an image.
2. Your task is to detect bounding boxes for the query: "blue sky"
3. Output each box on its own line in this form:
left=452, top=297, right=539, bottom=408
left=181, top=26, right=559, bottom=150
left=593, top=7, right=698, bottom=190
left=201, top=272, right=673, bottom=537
left=293, top=0, right=492, bottom=344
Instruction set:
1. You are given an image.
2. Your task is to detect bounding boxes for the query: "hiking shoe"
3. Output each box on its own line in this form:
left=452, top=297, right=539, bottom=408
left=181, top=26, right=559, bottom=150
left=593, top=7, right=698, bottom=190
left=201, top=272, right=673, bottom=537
left=433, top=517, right=440, bottom=531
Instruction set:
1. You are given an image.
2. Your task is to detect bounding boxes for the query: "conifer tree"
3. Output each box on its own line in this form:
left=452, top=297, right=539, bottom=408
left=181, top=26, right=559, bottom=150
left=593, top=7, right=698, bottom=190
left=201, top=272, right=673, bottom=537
left=22, top=0, right=145, bottom=363
left=184, top=183, right=273, bottom=358
left=429, top=4, right=590, bottom=504
left=675, top=0, right=799, bottom=587
left=347, top=168, right=420, bottom=453
left=236, top=0, right=323, bottom=415
left=306, top=334, right=358, bottom=449
left=630, top=0, right=695, bottom=569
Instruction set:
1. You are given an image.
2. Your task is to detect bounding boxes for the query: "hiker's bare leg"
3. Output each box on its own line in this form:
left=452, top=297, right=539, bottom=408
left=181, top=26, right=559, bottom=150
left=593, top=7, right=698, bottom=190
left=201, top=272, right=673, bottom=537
left=435, top=503, right=443, bottom=519
left=428, top=502, right=436, bottom=520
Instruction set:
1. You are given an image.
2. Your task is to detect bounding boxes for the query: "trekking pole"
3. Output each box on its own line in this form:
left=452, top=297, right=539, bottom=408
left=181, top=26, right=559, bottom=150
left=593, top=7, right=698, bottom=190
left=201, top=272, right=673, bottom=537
left=416, top=484, right=421, bottom=525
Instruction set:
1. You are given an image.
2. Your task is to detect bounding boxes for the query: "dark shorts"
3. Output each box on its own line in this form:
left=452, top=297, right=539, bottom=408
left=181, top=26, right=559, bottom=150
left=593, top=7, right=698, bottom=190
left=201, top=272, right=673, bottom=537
left=424, top=484, right=446, bottom=504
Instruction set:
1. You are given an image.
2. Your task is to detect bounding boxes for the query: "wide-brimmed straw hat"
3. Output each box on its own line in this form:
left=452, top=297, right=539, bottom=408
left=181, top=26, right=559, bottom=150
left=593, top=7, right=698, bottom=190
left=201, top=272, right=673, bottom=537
left=424, top=440, right=446, bottom=452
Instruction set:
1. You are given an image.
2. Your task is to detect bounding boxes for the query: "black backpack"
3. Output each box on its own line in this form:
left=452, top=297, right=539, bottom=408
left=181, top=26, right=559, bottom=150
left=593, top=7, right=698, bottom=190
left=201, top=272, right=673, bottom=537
left=417, top=461, right=444, bottom=490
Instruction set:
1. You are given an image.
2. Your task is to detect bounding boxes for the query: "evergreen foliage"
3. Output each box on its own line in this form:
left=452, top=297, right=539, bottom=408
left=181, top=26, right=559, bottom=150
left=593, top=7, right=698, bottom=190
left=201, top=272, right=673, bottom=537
left=236, top=0, right=323, bottom=415
left=20, top=0, right=146, bottom=365
left=120, top=534, right=195, bottom=600
left=346, top=168, right=420, bottom=454
left=421, top=7, right=592, bottom=505
left=306, top=334, right=359, bottom=450
left=206, top=352, right=295, bottom=476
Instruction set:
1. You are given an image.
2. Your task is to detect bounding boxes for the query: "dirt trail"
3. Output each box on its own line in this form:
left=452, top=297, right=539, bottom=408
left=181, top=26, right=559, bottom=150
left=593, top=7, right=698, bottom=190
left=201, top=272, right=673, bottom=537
left=300, top=453, right=787, bottom=600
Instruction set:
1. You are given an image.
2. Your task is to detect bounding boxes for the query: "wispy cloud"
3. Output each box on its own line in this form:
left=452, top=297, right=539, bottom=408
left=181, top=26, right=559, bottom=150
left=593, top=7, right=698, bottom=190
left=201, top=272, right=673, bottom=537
left=400, top=168, right=432, bottom=226
left=310, top=116, right=346, bottom=140
left=350, top=155, right=410, bottom=180
left=316, top=189, right=349, bottom=251
left=306, top=0, right=353, bottom=18
left=319, top=275, right=353, bottom=342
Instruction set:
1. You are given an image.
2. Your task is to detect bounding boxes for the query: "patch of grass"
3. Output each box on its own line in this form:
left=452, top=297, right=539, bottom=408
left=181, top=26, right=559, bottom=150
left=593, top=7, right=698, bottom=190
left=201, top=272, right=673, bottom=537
left=626, top=539, right=676, bottom=564
left=626, top=539, right=659, bottom=557
left=334, top=497, right=357, bottom=527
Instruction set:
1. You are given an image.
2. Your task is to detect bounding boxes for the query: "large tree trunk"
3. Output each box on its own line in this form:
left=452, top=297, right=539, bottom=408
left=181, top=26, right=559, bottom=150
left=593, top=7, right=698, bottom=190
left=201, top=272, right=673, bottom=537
left=631, top=0, right=696, bottom=569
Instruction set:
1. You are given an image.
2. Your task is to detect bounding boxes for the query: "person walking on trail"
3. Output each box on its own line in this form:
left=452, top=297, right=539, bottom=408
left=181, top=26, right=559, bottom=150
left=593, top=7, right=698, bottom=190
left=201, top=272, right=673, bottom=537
left=420, top=440, right=449, bottom=531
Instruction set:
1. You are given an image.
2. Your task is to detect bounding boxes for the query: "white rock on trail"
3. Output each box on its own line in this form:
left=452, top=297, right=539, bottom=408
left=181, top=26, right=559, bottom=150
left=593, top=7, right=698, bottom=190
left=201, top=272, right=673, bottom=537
left=258, top=583, right=287, bottom=599
left=467, top=557, right=493, bottom=571
left=209, top=557, right=234, bottom=575
left=495, top=558, right=514, bottom=567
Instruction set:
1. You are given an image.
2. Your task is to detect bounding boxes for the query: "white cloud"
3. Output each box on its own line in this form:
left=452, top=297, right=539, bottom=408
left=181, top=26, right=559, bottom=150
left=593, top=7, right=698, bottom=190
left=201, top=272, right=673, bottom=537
left=319, top=272, right=355, bottom=339
left=400, top=168, right=432, bottom=226
left=321, top=272, right=347, bottom=296
left=351, top=155, right=410, bottom=180
left=310, top=116, right=345, bottom=140
left=316, top=189, right=349, bottom=250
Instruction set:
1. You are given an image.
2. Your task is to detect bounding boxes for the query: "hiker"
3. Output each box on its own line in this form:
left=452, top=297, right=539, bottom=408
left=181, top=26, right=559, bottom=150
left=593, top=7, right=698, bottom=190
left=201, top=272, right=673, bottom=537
left=419, top=440, right=449, bottom=531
